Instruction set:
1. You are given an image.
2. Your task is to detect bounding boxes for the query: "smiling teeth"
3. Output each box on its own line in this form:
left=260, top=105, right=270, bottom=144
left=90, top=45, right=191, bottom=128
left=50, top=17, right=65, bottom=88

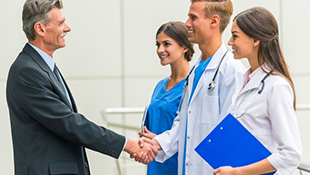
left=60, top=33, right=67, bottom=38
left=188, top=31, right=194, bottom=34
left=161, top=55, right=168, bottom=58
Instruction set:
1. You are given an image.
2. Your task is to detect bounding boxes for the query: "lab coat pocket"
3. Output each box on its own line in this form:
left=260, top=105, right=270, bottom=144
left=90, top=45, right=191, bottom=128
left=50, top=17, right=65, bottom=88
left=201, top=95, right=220, bottom=124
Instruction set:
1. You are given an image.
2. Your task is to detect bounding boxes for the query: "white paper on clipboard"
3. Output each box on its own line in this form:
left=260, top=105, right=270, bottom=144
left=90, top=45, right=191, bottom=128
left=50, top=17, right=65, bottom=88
left=141, top=106, right=148, bottom=132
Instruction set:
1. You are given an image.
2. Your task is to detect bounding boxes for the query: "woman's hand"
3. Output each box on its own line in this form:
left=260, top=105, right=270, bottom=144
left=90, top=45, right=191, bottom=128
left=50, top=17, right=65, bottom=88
left=138, top=126, right=157, bottom=139
left=213, top=159, right=276, bottom=175
left=213, top=166, right=240, bottom=175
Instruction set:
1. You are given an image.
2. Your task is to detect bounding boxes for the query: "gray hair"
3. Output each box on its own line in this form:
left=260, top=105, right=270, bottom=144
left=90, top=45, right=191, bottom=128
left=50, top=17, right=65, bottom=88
left=22, top=0, right=63, bottom=41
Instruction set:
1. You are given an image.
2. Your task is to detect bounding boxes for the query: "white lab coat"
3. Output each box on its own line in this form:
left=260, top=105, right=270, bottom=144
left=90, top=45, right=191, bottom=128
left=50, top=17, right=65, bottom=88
left=154, top=43, right=246, bottom=175
left=229, top=67, right=302, bottom=175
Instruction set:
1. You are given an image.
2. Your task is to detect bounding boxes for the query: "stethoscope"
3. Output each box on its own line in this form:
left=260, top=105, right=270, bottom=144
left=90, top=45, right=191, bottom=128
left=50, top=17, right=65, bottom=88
left=231, top=73, right=270, bottom=120
left=208, top=50, right=228, bottom=91
left=176, top=50, right=228, bottom=114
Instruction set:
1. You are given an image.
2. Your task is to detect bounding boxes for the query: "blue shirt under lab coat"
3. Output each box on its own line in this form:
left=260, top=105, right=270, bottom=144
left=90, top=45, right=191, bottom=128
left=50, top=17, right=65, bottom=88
left=145, top=77, right=186, bottom=175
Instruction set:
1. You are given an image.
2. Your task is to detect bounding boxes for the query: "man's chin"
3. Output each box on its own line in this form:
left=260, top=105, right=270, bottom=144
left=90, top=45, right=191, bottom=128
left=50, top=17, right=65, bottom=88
left=59, top=43, right=66, bottom=48
left=188, top=38, right=197, bottom=44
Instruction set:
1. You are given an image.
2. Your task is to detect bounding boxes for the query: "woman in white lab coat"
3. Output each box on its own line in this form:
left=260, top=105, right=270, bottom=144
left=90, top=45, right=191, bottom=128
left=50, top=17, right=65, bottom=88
left=213, top=7, right=302, bottom=175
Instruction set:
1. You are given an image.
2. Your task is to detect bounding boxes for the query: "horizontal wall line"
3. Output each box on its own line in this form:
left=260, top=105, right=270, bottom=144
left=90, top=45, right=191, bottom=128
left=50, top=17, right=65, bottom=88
left=123, top=75, right=167, bottom=79
left=61, top=75, right=166, bottom=81
left=292, top=73, right=310, bottom=77
left=1, top=73, right=309, bottom=82
left=0, top=75, right=167, bottom=83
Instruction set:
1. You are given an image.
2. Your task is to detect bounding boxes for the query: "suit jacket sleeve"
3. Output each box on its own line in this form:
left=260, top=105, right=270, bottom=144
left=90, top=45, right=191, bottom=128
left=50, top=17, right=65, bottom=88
left=9, top=54, right=125, bottom=159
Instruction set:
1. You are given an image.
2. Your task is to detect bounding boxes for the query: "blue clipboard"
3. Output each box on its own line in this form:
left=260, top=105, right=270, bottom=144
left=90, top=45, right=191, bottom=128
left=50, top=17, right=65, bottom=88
left=195, top=113, right=275, bottom=175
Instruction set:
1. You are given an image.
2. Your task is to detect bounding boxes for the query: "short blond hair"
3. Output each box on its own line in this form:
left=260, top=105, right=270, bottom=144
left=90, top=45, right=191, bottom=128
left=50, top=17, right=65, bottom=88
left=191, top=0, right=233, bottom=33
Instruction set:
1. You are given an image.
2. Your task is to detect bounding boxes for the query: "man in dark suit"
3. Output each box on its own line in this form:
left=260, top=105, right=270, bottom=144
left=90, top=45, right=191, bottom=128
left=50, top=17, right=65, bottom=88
left=6, top=0, right=157, bottom=174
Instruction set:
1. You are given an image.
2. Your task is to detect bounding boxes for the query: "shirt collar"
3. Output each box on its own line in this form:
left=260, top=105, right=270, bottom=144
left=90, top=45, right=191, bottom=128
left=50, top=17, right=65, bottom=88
left=243, top=65, right=263, bottom=86
left=28, top=43, right=55, bottom=71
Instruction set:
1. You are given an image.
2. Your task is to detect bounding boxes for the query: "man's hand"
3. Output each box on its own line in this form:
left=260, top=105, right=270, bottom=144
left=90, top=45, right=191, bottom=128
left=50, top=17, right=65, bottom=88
left=124, top=139, right=158, bottom=164
left=138, top=126, right=157, bottom=139
left=139, top=137, right=162, bottom=151
left=129, top=137, right=162, bottom=161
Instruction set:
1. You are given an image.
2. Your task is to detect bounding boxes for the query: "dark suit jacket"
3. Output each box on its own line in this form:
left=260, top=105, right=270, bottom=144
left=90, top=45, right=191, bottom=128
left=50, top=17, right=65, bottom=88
left=6, top=43, right=126, bottom=175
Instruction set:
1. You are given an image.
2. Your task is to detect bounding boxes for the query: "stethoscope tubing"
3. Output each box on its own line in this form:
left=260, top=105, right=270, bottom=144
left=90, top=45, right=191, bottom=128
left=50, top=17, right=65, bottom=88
left=177, top=66, right=195, bottom=114
left=208, top=50, right=228, bottom=91
left=177, top=50, right=228, bottom=114
left=232, top=73, right=270, bottom=119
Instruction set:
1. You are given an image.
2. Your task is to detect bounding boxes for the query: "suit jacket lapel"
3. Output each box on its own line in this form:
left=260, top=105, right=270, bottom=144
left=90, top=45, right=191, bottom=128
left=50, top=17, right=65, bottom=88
left=23, top=43, right=75, bottom=111
left=57, top=69, right=78, bottom=112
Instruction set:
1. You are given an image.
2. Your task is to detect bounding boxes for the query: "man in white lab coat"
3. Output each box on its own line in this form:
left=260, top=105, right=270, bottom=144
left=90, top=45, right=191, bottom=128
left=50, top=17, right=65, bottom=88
left=139, top=0, right=246, bottom=175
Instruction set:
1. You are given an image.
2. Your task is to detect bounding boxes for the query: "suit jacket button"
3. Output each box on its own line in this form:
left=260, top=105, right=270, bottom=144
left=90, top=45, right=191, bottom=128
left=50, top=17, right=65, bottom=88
left=85, top=162, right=89, bottom=168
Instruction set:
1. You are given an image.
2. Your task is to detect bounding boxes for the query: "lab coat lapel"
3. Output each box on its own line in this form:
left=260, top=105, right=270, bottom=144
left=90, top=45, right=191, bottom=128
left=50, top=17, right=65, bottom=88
left=189, top=44, right=227, bottom=104
left=205, top=44, right=228, bottom=70
left=189, top=72, right=205, bottom=104
left=239, top=68, right=268, bottom=95
left=187, top=57, right=201, bottom=105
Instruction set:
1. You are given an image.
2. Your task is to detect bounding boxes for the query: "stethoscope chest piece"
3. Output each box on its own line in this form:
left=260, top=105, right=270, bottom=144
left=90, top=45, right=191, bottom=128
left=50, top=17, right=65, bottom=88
left=207, top=50, right=228, bottom=92
left=208, top=81, right=216, bottom=91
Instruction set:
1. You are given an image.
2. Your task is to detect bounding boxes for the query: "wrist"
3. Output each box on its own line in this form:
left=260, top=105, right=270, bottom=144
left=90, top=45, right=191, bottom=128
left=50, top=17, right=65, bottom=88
left=234, top=167, right=244, bottom=175
left=152, top=139, right=162, bottom=150
left=124, top=139, right=134, bottom=154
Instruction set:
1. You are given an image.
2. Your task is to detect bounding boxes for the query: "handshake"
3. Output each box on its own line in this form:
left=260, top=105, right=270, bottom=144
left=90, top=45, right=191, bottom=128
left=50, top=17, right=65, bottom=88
left=123, top=126, right=161, bottom=165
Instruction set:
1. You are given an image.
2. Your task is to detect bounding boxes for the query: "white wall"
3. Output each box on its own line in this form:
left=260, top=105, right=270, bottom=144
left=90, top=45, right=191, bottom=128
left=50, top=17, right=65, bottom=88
left=1, top=0, right=309, bottom=174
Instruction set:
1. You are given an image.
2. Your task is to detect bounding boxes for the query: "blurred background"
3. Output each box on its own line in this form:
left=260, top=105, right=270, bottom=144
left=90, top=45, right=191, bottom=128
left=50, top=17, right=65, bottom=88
left=1, top=0, right=310, bottom=174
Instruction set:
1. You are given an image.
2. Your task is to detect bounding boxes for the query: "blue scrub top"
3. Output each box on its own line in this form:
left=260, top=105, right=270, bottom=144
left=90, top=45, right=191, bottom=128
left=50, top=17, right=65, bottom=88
left=189, top=56, right=212, bottom=103
left=145, top=77, right=186, bottom=175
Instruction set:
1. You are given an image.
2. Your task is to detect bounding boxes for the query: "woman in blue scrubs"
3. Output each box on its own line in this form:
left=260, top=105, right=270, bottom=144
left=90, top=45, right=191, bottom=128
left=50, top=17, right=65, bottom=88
left=139, top=21, right=194, bottom=175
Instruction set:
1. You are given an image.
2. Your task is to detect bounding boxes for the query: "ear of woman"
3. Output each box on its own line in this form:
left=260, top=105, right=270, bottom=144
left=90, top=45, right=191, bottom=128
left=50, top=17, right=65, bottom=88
left=183, top=47, right=189, bottom=54
left=253, top=39, right=260, bottom=47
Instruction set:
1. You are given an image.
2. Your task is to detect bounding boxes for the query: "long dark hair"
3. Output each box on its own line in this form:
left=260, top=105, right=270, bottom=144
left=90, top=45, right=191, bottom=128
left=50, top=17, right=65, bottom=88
left=156, top=21, right=194, bottom=62
left=234, top=7, right=296, bottom=109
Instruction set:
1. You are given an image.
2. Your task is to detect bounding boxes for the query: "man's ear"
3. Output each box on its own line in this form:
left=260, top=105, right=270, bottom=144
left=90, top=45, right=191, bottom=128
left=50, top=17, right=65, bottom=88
left=210, top=15, right=220, bottom=28
left=34, top=22, right=45, bottom=37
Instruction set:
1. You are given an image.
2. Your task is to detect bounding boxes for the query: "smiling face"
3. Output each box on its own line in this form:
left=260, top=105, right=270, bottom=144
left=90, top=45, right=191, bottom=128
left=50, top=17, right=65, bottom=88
left=156, top=32, right=188, bottom=66
left=228, top=20, right=258, bottom=60
left=42, top=8, right=71, bottom=52
left=185, top=1, right=212, bottom=45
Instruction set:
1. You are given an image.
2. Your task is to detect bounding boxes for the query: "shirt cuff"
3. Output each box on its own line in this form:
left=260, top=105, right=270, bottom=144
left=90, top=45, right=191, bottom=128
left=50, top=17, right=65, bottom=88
left=121, top=137, right=127, bottom=151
